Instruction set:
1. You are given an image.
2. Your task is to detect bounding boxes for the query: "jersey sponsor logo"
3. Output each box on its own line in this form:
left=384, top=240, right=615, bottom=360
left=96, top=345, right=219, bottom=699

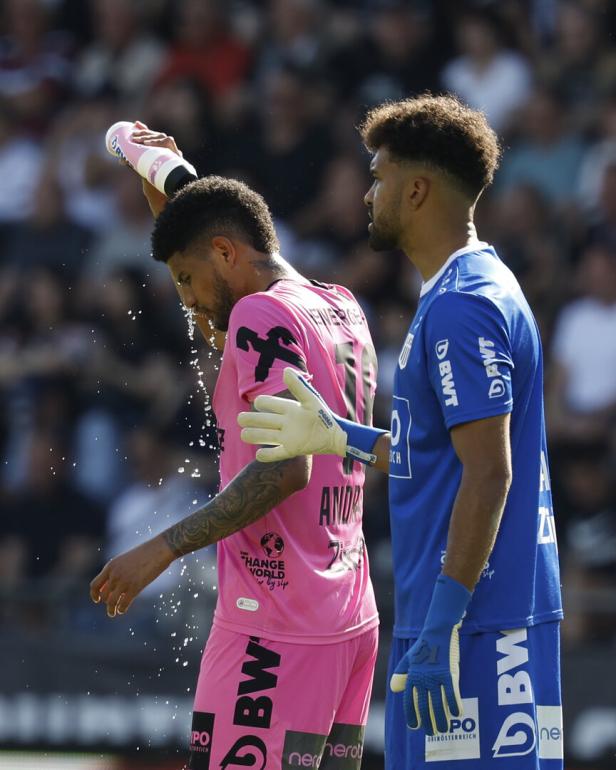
left=232, top=636, right=280, bottom=731
left=434, top=339, right=458, bottom=405
left=537, top=706, right=563, bottom=759
left=236, top=597, right=259, bottom=612
left=438, top=359, right=459, bottom=406
left=319, top=485, right=362, bottom=526
left=493, top=712, right=536, bottom=758
left=261, top=532, right=284, bottom=557
left=478, top=337, right=506, bottom=399
left=189, top=711, right=215, bottom=769
left=493, top=629, right=536, bottom=759
left=283, top=724, right=365, bottom=768
left=220, top=735, right=267, bottom=770
left=425, top=697, right=480, bottom=762
left=398, top=332, right=414, bottom=369
left=488, top=379, right=506, bottom=399
left=435, top=339, right=449, bottom=360
left=390, top=396, right=412, bottom=479
left=240, top=551, right=288, bottom=591
left=236, top=325, right=305, bottom=382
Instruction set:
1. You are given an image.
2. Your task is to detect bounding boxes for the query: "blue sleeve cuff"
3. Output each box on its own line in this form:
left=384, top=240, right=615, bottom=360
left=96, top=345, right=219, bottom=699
left=424, top=574, right=472, bottom=630
left=335, top=417, right=388, bottom=465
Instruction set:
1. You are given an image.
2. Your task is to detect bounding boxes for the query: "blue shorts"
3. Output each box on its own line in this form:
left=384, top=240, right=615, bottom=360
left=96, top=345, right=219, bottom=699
left=385, top=622, right=562, bottom=770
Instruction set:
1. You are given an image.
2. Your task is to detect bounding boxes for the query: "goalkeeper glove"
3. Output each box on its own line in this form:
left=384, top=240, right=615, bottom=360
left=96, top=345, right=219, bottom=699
left=238, top=367, right=386, bottom=464
left=390, top=574, right=471, bottom=736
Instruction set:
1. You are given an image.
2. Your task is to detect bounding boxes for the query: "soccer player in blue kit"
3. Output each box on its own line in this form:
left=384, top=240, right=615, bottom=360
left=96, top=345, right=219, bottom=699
left=238, top=94, right=563, bottom=769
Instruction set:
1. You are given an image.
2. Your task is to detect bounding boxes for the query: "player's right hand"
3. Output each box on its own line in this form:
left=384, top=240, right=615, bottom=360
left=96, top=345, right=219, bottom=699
left=238, top=367, right=348, bottom=462
left=130, top=122, right=183, bottom=156
left=130, top=122, right=181, bottom=217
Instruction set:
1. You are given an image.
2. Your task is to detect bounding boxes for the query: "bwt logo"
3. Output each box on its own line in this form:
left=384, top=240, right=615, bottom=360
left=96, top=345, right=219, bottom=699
left=435, top=339, right=449, bottom=360
left=435, top=340, right=459, bottom=406
left=493, top=712, right=536, bottom=758
left=478, top=337, right=506, bottom=400
left=493, top=629, right=536, bottom=759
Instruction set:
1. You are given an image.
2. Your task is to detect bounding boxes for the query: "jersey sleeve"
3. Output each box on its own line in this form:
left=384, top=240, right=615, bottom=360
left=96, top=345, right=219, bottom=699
left=423, top=291, right=514, bottom=429
left=227, top=293, right=308, bottom=403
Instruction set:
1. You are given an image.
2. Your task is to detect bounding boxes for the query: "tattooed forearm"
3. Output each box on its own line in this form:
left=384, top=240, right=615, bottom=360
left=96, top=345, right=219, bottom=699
left=162, top=459, right=303, bottom=557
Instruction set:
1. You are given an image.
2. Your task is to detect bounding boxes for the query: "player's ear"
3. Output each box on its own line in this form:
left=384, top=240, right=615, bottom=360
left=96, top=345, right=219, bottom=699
left=407, top=176, right=430, bottom=210
left=211, top=236, right=237, bottom=268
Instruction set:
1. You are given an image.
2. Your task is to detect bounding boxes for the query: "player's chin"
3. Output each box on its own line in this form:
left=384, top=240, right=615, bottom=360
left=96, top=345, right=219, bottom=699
left=368, top=229, right=395, bottom=252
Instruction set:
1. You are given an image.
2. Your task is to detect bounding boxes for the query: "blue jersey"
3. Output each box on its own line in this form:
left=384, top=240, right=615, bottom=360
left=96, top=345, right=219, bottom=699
left=389, top=243, right=563, bottom=638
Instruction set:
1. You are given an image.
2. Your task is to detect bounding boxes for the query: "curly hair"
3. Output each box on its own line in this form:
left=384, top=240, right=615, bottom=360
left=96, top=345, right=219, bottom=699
left=359, top=94, right=501, bottom=198
left=151, top=176, right=280, bottom=263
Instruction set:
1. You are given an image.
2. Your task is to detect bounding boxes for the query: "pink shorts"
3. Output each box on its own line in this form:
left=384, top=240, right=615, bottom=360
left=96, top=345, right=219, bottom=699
left=188, top=623, right=378, bottom=769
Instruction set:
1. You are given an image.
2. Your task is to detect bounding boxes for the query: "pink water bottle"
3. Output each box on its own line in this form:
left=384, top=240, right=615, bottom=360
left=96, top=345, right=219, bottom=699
left=105, top=121, right=198, bottom=196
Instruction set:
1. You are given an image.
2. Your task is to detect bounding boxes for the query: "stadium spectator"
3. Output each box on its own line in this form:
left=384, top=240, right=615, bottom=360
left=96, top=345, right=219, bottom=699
left=578, top=95, right=616, bottom=213
left=256, top=0, right=328, bottom=80
left=45, top=96, right=118, bottom=231
left=547, top=239, right=616, bottom=444
left=496, top=86, right=587, bottom=206
left=536, top=0, right=616, bottom=133
left=85, top=169, right=164, bottom=277
left=1, top=430, right=104, bottom=581
left=154, top=0, right=252, bottom=105
left=327, top=2, right=442, bottom=105
left=492, top=182, right=569, bottom=336
left=0, top=99, right=43, bottom=227
left=556, top=440, right=616, bottom=646
left=104, top=423, right=216, bottom=604
left=243, top=65, right=334, bottom=225
left=1, top=165, right=92, bottom=276
left=72, top=0, right=165, bottom=105
left=441, top=9, right=533, bottom=132
left=0, top=0, right=69, bottom=132
left=587, top=161, right=616, bottom=248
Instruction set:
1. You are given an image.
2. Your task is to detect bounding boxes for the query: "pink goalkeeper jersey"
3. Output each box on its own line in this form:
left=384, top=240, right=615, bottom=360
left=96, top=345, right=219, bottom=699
left=211, top=278, right=379, bottom=643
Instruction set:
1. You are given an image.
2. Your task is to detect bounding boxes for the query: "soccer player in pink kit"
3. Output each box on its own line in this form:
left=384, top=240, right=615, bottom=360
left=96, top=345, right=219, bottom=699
left=90, top=154, right=381, bottom=767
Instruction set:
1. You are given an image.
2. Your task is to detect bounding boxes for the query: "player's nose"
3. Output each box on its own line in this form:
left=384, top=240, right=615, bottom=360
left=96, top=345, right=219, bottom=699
left=180, top=285, right=197, bottom=309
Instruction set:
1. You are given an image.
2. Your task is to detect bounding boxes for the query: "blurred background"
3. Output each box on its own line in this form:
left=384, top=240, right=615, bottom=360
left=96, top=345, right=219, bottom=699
left=0, top=0, right=615, bottom=768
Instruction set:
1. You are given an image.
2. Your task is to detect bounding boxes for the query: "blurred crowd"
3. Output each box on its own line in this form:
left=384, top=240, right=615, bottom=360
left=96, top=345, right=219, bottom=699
left=0, top=0, right=615, bottom=649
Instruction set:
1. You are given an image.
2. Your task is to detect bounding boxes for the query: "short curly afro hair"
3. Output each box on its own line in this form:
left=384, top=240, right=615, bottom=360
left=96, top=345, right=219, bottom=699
left=359, top=94, right=501, bottom=199
left=151, top=176, right=279, bottom=263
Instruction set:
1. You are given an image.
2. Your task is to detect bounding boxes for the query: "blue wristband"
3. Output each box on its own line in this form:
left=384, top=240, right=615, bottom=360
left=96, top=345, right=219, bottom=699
left=335, top=416, right=387, bottom=465
left=424, top=574, right=472, bottom=631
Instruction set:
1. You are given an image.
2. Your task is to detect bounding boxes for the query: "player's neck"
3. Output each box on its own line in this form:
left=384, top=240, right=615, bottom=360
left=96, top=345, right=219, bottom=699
left=402, top=221, right=479, bottom=283
left=246, top=251, right=305, bottom=293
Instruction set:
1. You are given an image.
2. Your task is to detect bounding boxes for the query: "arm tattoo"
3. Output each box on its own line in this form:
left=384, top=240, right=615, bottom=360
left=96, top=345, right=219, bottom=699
left=162, top=459, right=292, bottom=557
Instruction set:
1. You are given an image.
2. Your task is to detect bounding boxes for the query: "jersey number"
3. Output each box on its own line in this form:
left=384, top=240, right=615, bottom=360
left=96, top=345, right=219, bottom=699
left=335, top=342, right=377, bottom=474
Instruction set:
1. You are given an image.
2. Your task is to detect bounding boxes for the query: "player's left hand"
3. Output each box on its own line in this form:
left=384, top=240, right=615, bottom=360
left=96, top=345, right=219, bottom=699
left=89, top=535, right=175, bottom=617
left=390, top=575, right=471, bottom=736
left=390, top=624, right=463, bottom=736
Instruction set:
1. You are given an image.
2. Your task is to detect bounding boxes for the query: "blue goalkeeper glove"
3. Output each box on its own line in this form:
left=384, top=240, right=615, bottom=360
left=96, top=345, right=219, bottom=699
left=390, top=574, right=471, bottom=736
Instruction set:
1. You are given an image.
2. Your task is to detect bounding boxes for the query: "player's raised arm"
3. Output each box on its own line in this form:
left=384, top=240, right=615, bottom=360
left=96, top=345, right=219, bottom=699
left=238, top=367, right=391, bottom=472
left=89, top=390, right=311, bottom=618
